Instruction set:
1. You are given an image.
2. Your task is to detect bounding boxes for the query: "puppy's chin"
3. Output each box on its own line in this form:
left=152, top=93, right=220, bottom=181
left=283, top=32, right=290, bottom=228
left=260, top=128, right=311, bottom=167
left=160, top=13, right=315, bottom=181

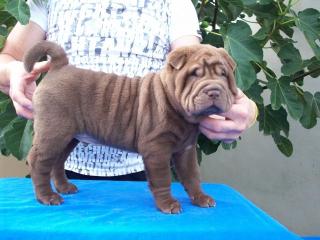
left=182, top=105, right=224, bottom=124
left=194, top=106, right=222, bottom=116
left=185, top=99, right=233, bottom=123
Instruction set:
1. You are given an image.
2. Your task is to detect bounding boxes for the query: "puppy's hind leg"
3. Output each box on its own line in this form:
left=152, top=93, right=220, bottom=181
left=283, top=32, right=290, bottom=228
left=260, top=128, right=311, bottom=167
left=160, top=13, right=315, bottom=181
left=28, top=120, right=75, bottom=205
left=51, top=138, right=79, bottom=194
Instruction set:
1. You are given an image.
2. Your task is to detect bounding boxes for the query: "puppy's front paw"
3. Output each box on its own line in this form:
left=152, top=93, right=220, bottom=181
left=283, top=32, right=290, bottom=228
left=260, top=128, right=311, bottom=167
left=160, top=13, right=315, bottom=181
left=157, top=198, right=182, bottom=214
left=191, top=193, right=216, bottom=208
left=37, top=192, right=64, bottom=205
left=56, top=182, right=78, bottom=194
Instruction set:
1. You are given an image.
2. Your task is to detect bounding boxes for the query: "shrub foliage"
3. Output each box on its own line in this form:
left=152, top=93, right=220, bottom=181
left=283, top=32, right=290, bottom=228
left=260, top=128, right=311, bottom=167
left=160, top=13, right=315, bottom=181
left=0, top=0, right=319, bottom=160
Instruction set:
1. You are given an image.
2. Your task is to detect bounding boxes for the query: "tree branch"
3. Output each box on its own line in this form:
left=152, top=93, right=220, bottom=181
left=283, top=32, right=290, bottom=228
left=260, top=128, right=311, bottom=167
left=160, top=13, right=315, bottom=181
left=198, top=0, right=206, bottom=17
left=211, top=0, right=219, bottom=31
left=292, top=67, right=320, bottom=82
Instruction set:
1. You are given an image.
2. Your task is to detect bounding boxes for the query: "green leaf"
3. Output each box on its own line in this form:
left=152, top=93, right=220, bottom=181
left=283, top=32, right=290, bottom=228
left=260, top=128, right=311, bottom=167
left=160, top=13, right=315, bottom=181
left=272, top=134, right=293, bottom=157
left=267, top=76, right=304, bottom=120
left=279, top=16, right=295, bottom=38
left=244, top=81, right=264, bottom=105
left=253, top=24, right=271, bottom=41
left=0, top=100, right=16, bottom=129
left=5, top=0, right=30, bottom=25
left=299, top=91, right=320, bottom=129
left=0, top=91, right=9, bottom=101
left=242, top=0, right=273, bottom=5
left=219, top=0, right=243, bottom=21
left=296, top=8, right=320, bottom=60
left=192, top=0, right=199, bottom=8
left=243, top=1, right=278, bottom=20
left=277, top=42, right=303, bottom=76
left=221, top=141, right=237, bottom=150
left=305, top=57, right=320, bottom=78
left=3, top=118, right=33, bottom=160
left=0, top=25, right=8, bottom=36
left=202, top=30, right=224, bottom=48
left=0, top=35, right=5, bottom=50
left=198, top=1, right=215, bottom=20
left=0, top=98, right=15, bottom=156
left=221, top=21, right=263, bottom=62
left=234, top=62, right=257, bottom=90
left=0, top=10, right=15, bottom=24
left=258, top=104, right=289, bottom=136
left=0, top=93, right=33, bottom=160
left=197, top=134, right=220, bottom=155
left=221, top=21, right=263, bottom=90
left=0, top=1, right=6, bottom=10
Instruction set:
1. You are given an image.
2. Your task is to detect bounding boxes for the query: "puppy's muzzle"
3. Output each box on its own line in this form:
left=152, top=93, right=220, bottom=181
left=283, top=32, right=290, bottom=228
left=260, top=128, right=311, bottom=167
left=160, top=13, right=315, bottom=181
left=204, top=88, right=221, bottom=100
left=195, top=83, right=231, bottom=116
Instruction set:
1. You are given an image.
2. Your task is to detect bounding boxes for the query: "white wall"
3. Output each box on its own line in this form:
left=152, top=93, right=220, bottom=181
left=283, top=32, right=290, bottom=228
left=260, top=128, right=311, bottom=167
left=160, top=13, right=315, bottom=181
left=200, top=0, right=320, bottom=236
left=0, top=156, right=28, bottom=177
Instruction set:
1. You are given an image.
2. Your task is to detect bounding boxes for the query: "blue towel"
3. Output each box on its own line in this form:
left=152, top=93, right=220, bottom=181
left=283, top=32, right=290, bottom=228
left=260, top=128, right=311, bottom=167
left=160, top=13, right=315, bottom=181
left=0, top=178, right=302, bottom=240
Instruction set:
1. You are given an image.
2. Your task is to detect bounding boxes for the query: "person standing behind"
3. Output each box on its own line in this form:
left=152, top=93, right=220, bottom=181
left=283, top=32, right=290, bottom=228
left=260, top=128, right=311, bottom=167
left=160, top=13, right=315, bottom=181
left=0, top=0, right=258, bottom=180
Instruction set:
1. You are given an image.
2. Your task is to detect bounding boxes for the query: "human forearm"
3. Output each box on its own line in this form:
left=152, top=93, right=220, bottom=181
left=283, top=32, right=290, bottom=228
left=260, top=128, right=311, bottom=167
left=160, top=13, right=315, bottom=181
left=0, top=21, right=46, bottom=96
left=170, top=35, right=200, bottom=50
left=0, top=53, right=18, bottom=95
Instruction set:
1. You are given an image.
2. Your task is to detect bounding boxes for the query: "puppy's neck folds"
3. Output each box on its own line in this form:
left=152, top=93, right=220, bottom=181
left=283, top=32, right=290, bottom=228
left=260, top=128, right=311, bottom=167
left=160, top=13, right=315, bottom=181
left=158, top=70, right=186, bottom=117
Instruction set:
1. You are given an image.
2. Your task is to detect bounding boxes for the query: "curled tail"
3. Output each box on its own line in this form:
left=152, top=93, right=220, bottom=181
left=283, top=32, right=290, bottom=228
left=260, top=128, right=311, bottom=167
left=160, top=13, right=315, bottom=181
left=23, top=41, right=68, bottom=72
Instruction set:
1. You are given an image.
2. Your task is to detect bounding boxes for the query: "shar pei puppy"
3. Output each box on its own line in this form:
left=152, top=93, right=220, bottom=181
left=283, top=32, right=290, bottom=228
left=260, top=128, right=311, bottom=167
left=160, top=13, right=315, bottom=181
left=24, top=41, right=237, bottom=214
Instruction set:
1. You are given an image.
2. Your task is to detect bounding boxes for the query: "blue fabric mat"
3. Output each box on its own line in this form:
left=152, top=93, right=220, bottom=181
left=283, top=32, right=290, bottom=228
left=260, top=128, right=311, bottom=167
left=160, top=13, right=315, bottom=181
left=0, top=178, right=302, bottom=240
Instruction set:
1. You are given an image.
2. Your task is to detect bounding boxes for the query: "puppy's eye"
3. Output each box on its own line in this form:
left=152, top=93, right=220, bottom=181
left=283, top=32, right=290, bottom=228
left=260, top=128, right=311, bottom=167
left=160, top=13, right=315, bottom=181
left=191, top=69, right=198, bottom=77
left=190, top=67, right=203, bottom=77
left=216, top=67, right=227, bottom=77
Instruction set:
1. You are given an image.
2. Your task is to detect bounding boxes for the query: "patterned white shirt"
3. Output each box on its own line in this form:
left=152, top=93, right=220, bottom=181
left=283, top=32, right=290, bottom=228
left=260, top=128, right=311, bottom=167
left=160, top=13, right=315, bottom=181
left=28, top=0, right=201, bottom=176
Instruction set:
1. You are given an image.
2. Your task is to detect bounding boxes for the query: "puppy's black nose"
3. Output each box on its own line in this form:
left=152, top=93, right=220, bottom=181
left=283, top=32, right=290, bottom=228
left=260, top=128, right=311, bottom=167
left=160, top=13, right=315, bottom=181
left=206, top=89, right=220, bottom=99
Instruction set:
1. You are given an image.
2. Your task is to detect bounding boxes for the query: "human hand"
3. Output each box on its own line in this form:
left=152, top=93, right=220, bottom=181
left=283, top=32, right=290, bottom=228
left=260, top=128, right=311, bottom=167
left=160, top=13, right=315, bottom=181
left=199, top=89, right=258, bottom=143
left=7, top=60, right=50, bottom=119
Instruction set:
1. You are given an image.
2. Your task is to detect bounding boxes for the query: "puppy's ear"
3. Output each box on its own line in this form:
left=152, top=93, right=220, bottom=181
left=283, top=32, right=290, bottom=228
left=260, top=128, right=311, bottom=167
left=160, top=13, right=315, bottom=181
left=218, top=48, right=236, bottom=72
left=226, top=69, right=238, bottom=96
left=218, top=48, right=238, bottom=96
left=168, top=50, right=187, bottom=70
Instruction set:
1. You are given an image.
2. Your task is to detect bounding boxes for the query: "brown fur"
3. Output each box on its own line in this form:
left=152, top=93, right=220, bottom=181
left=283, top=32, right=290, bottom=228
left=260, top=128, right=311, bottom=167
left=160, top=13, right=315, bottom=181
left=24, top=41, right=237, bottom=214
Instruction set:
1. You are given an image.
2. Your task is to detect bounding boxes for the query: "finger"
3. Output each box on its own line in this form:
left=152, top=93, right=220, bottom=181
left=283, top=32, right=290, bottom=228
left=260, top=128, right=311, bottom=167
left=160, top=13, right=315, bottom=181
left=200, top=117, right=243, bottom=134
left=25, top=84, right=36, bottom=101
left=31, top=61, right=51, bottom=74
left=12, top=101, right=34, bottom=120
left=208, top=114, right=225, bottom=120
left=0, top=85, right=10, bottom=95
left=10, top=81, right=33, bottom=111
left=219, top=104, right=247, bottom=121
left=24, top=72, right=40, bottom=84
left=11, top=90, right=33, bottom=111
left=234, top=88, right=245, bottom=101
left=199, top=125, right=240, bottom=141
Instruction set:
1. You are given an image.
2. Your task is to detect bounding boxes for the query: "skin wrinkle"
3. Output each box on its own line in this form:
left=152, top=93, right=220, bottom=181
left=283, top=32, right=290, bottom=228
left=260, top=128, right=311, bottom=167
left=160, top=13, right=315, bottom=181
left=182, top=63, right=204, bottom=115
left=183, top=57, right=233, bottom=117
left=161, top=69, right=187, bottom=119
left=182, top=64, right=209, bottom=116
left=184, top=78, right=199, bottom=116
left=189, top=80, right=209, bottom=114
left=180, top=75, right=196, bottom=115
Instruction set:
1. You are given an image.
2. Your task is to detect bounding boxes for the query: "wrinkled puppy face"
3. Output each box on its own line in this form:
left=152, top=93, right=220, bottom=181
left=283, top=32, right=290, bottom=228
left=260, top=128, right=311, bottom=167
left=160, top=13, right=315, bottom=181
left=165, top=44, right=238, bottom=122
